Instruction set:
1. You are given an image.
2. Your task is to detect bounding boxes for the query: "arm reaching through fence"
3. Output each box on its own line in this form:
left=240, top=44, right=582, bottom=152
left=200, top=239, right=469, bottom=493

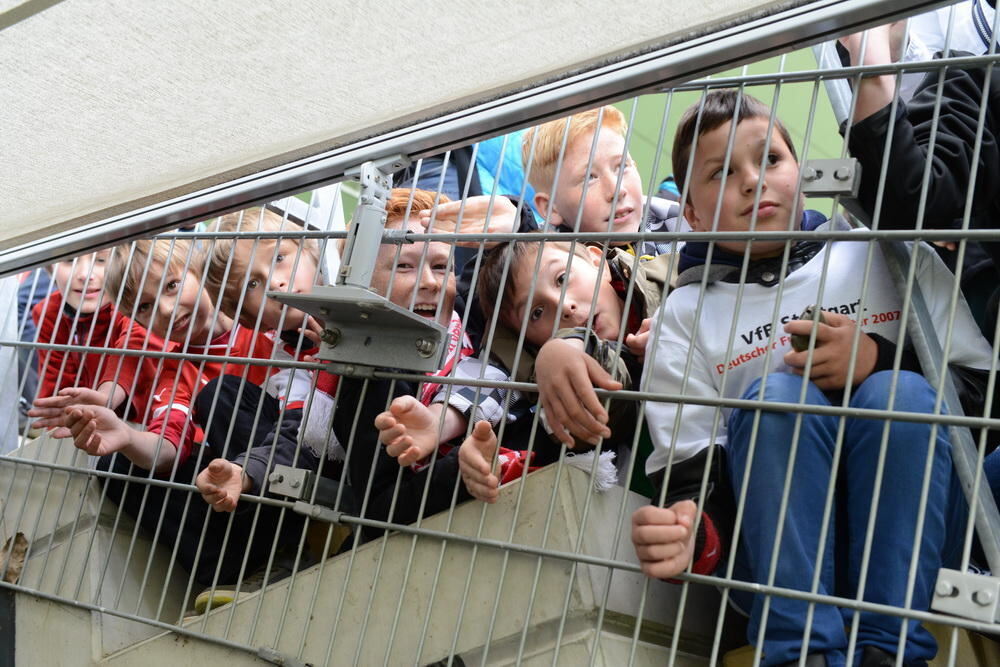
left=196, top=459, right=252, bottom=512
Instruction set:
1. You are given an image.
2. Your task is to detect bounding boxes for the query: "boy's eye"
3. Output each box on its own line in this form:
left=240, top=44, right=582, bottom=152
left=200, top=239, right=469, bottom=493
left=275, top=253, right=285, bottom=263
left=530, top=306, right=544, bottom=322
left=766, top=153, right=780, bottom=166
left=164, top=279, right=179, bottom=292
left=396, top=263, right=413, bottom=271
left=246, top=278, right=260, bottom=291
left=433, top=263, right=449, bottom=272
left=555, top=272, right=566, bottom=287
left=136, top=302, right=151, bottom=315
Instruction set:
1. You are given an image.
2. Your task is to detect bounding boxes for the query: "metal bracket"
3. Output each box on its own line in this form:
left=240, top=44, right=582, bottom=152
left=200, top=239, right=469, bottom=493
left=268, top=153, right=445, bottom=373
left=267, top=466, right=313, bottom=501
left=800, top=158, right=861, bottom=198
left=292, top=500, right=343, bottom=525
left=339, top=155, right=409, bottom=289
left=267, top=465, right=355, bottom=520
left=269, top=285, right=447, bottom=372
left=932, top=568, right=1000, bottom=623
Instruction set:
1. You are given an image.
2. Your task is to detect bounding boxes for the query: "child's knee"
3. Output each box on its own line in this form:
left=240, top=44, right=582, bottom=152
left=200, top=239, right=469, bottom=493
left=739, top=372, right=821, bottom=404
left=853, top=370, right=936, bottom=411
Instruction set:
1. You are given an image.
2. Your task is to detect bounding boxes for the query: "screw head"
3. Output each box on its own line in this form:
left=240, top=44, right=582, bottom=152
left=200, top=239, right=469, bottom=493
left=802, top=167, right=819, bottom=182
left=834, top=166, right=852, bottom=181
left=269, top=473, right=284, bottom=484
left=415, top=338, right=436, bottom=358
left=936, top=580, right=958, bottom=598
left=974, top=589, right=995, bottom=606
left=289, top=479, right=301, bottom=489
left=322, top=328, right=341, bottom=347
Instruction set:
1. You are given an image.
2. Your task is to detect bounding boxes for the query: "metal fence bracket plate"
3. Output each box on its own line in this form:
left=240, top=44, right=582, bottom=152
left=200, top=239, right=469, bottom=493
left=269, top=285, right=447, bottom=372
left=932, top=568, right=1000, bottom=623
left=267, top=465, right=314, bottom=501
left=800, top=158, right=861, bottom=198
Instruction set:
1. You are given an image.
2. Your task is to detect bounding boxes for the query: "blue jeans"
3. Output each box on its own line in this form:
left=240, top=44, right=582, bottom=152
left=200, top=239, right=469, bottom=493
left=727, top=372, right=963, bottom=666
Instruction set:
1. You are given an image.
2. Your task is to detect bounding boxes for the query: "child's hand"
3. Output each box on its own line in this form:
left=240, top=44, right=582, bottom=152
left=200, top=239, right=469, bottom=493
left=29, top=386, right=108, bottom=430
left=298, top=315, right=325, bottom=348
left=196, top=459, right=249, bottom=512
left=783, top=311, right=878, bottom=390
left=625, top=318, right=652, bottom=362
left=419, top=195, right=518, bottom=249
left=458, top=420, right=499, bottom=503
left=632, top=501, right=698, bottom=580
left=535, top=338, right=621, bottom=447
left=374, top=396, right=440, bottom=466
left=62, top=405, right=131, bottom=456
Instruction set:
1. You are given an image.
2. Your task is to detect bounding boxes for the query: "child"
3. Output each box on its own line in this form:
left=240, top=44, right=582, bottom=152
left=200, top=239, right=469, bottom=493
left=30, top=250, right=132, bottom=402
left=455, top=233, right=675, bottom=501
left=636, top=89, right=995, bottom=666
left=523, top=105, right=686, bottom=258
left=197, top=190, right=513, bottom=543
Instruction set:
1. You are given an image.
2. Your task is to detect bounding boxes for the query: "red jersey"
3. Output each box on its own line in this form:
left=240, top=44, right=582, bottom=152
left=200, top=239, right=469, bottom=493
left=106, top=323, right=311, bottom=465
left=32, top=294, right=133, bottom=399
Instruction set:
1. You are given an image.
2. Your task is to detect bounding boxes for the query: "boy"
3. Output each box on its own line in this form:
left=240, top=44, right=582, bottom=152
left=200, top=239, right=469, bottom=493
left=198, top=190, right=507, bottom=543
left=454, top=233, right=675, bottom=502
left=31, top=250, right=132, bottom=401
left=636, top=89, right=996, bottom=666
left=422, top=106, right=685, bottom=274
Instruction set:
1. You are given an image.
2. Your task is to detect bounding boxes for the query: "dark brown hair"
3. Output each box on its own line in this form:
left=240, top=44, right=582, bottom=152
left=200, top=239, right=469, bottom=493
left=671, top=89, right=797, bottom=198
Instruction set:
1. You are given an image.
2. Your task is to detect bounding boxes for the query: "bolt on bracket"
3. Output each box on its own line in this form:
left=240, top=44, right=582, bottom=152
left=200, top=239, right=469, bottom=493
left=800, top=158, right=861, bottom=198
left=932, top=568, right=1000, bottom=623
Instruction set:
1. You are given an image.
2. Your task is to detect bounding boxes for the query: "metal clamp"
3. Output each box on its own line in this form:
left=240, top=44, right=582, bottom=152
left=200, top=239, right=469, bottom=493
left=269, top=285, right=446, bottom=372
left=339, top=155, right=409, bottom=289
left=932, top=568, right=1000, bottom=623
left=267, top=466, right=313, bottom=501
left=800, top=158, right=861, bottom=198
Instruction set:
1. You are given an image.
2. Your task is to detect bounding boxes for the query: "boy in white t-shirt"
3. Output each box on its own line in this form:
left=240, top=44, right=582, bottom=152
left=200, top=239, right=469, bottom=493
left=634, top=89, right=995, bottom=666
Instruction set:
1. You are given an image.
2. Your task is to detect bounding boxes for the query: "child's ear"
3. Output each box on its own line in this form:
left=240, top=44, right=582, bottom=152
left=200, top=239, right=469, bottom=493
left=586, top=244, right=605, bottom=266
left=683, top=201, right=704, bottom=232
left=533, top=192, right=565, bottom=227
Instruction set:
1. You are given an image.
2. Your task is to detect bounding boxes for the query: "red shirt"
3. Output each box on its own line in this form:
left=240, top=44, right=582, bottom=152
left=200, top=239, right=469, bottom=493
left=32, top=295, right=133, bottom=399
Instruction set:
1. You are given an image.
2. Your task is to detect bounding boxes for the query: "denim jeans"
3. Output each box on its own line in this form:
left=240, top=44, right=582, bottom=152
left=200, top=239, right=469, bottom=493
left=727, top=371, right=963, bottom=666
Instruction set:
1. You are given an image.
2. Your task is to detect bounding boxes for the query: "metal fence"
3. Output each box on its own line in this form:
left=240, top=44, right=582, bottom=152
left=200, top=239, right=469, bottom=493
left=4, top=3, right=1000, bottom=666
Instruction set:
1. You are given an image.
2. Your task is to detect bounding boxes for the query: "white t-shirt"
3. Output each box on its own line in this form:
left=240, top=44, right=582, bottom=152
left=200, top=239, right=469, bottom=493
left=642, top=221, right=994, bottom=474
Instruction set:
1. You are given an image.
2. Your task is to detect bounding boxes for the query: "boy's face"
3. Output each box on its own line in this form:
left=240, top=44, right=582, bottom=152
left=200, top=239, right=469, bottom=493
left=683, top=116, right=804, bottom=258
left=51, top=250, right=111, bottom=314
left=370, top=217, right=456, bottom=328
left=239, top=239, right=318, bottom=331
left=535, top=126, right=645, bottom=237
left=507, top=244, right=623, bottom=349
left=133, top=261, right=217, bottom=344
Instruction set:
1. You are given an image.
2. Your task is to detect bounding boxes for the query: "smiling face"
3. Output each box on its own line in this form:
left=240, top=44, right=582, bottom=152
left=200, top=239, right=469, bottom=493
left=132, top=261, right=221, bottom=344
left=237, top=238, right=318, bottom=331
left=369, top=217, right=456, bottom=328
left=505, top=244, right=623, bottom=349
left=51, top=250, right=112, bottom=314
left=683, top=116, right=804, bottom=259
left=535, top=126, right=644, bottom=237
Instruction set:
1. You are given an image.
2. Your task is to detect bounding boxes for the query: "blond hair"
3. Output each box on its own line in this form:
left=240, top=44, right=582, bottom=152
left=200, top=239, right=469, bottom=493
left=106, top=237, right=202, bottom=315
left=203, top=207, right=320, bottom=319
left=521, top=106, right=627, bottom=196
